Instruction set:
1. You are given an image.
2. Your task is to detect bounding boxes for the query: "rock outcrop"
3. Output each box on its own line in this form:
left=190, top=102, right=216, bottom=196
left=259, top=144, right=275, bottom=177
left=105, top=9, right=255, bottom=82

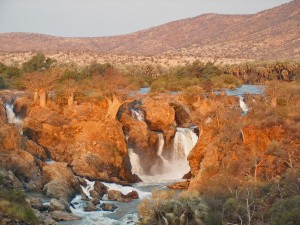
left=187, top=95, right=296, bottom=192
left=107, top=190, right=132, bottom=203
left=42, top=162, right=80, bottom=201
left=23, top=104, right=138, bottom=183
left=120, top=112, right=163, bottom=174
left=142, top=97, right=176, bottom=144
left=0, top=123, right=43, bottom=190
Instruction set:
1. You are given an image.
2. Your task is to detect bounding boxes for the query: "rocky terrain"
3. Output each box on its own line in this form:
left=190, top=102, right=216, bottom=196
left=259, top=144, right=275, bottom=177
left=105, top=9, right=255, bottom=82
left=0, top=0, right=299, bottom=61
left=0, top=78, right=299, bottom=224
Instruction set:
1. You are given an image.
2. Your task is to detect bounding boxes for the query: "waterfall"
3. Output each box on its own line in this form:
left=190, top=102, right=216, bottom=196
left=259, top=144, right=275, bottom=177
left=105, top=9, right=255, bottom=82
left=239, top=96, right=249, bottom=114
left=128, top=148, right=144, bottom=176
left=171, top=127, right=198, bottom=175
left=156, top=132, right=172, bottom=174
left=5, top=104, right=23, bottom=134
left=130, top=108, right=144, bottom=121
left=157, top=133, right=164, bottom=156
left=173, top=128, right=198, bottom=160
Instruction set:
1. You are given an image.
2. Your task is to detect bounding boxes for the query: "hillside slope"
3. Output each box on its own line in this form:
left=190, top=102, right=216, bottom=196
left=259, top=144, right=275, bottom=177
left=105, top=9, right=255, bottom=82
left=0, top=0, right=299, bottom=60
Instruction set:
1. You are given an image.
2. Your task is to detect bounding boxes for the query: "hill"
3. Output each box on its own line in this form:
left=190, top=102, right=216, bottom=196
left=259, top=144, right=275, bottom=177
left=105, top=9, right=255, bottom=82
left=0, top=0, right=299, bottom=60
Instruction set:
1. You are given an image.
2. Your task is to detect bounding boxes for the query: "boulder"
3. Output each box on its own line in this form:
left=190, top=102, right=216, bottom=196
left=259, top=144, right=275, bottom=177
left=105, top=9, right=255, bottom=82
left=27, top=197, right=48, bottom=211
left=49, top=198, right=70, bottom=212
left=33, top=209, right=58, bottom=225
left=13, top=97, right=28, bottom=119
left=142, top=98, right=176, bottom=143
left=0, top=124, right=43, bottom=191
left=126, top=190, right=139, bottom=199
left=22, top=138, right=48, bottom=160
left=77, top=177, right=87, bottom=187
left=49, top=211, right=81, bottom=221
left=100, top=203, right=117, bottom=212
left=89, top=190, right=99, bottom=198
left=107, top=190, right=132, bottom=203
left=90, top=198, right=100, bottom=206
left=170, top=102, right=193, bottom=127
left=42, top=162, right=80, bottom=201
left=0, top=170, right=23, bottom=189
left=83, top=201, right=98, bottom=212
left=93, top=181, right=108, bottom=198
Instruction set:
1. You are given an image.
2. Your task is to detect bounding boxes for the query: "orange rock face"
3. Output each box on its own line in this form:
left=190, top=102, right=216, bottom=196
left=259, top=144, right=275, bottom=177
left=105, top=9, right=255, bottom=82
left=42, top=162, right=80, bottom=201
left=187, top=96, right=297, bottom=192
left=23, top=104, right=138, bottom=183
left=142, top=97, right=176, bottom=144
left=120, top=112, right=163, bottom=174
left=0, top=122, right=43, bottom=190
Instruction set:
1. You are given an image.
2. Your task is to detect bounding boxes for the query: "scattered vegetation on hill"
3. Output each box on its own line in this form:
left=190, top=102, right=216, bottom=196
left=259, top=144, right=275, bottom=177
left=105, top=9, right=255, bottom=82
left=0, top=53, right=299, bottom=97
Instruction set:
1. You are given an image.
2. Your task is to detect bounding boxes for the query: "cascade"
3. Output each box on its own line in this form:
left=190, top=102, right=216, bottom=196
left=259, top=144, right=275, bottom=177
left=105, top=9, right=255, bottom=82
left=128, top=148, right=144, bottom=176
left=239, top=96, right=249, bottom=114
left=173, top=128, right=198, bottom=159
left=171, top=127, right=198, bottom=175
left=5, top=104, right=23, bottom=134
left=157, top=133, right=164, bottom=157
left=130, top=108, right=144, bottom=121
left=156, top=132, right=172, bottom=173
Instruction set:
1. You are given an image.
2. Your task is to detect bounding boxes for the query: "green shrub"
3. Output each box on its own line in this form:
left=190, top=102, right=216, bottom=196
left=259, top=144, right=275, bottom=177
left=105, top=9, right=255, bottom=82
left=0, top=189, right=26, bottom=204
left=0, top=76, right=7, bottom=89
left=271, top=195, right=300, bottom=225
left=211, top=74, right=242, bottom=89
left=0, top=200, right=38, bottom=224
left=138, top=190, right=207, bottom=225
left=22, top=53, right=55, bottom=72
left=0, top=188, right=38, bottom=224
left=205, top=211, right=222, bottom=225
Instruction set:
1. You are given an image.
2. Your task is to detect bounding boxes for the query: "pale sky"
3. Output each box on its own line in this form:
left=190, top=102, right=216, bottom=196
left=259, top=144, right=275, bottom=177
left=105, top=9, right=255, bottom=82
left=0, top=0, right=292, bottom=37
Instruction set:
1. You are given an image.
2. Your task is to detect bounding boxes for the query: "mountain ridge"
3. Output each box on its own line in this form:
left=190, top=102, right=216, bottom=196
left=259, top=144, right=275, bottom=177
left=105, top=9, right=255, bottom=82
left=0, top=0, right=299, bottom=60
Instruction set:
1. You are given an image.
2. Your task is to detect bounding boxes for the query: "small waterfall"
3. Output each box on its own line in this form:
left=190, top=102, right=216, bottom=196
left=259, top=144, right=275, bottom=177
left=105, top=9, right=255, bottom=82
left=128, top=148, right=144, bottom=176
left=157, top=133, right=164, bottom=157
left=130, top=108, right=144, bottom=121
left=5, top=104, right=23, bottom=134
left=173, top=128, right=198, bottom=160
left=239, top=96, right=249, bottom=114
left=81, top=179, right=95, bottom=199
left=171, top=127, right=198, bottom=176
left=156, top=133, right=172, bottom=174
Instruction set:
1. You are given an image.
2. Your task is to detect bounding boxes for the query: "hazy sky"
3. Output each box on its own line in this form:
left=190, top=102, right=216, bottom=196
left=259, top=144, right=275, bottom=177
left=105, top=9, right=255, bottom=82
left=0, top=0, right=292, bottom=37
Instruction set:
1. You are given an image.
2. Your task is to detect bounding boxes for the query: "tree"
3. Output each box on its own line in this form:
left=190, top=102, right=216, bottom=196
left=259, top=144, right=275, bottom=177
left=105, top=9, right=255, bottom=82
left=271, top=196, right=300, bottom=225
left=22, top=53, right=55, bottom=73
left=23, top=71, right=60, bottom=107
left=86, top=68, right=131, bottom=119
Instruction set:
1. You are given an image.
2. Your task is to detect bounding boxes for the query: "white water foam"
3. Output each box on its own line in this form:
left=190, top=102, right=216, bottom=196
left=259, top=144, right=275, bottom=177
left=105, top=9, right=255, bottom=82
left=44, top=160, right=56, bottom=165
left=157, top=133, right=164, bottom=157
left=69, top=178, right=150, bottom=225
left=128, top=148, right=144, bottom=176
left=5, top=104, right=23, bottom=134
left=239, top=96, right=249, bottom=114
left=173, top=128, right=198, bottom=159
left=130, top=109, right=144, bottom=121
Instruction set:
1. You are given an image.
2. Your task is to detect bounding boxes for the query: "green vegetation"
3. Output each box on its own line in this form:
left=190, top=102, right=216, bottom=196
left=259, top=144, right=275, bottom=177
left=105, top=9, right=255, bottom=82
left=0, top=182, right=38, bottom=224
left=138, top=190, right=207, bottom=225
left=22, top=52, right=55, bottom=72
left=0, top=173, right=38, bottom=224
left=271, top=196, right=300, bottom=225
left=1, top=53, right=299, bottom=95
